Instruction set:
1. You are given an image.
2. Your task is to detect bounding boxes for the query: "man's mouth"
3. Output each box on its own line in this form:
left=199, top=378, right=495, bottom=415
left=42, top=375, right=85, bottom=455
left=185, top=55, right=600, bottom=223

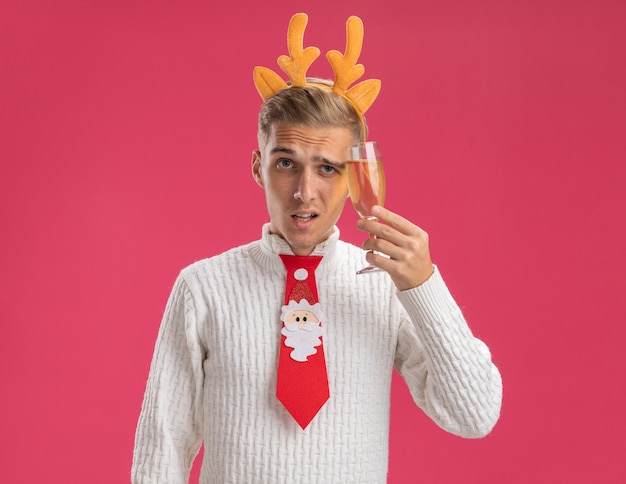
left=292, top=213, right=318, bottom=222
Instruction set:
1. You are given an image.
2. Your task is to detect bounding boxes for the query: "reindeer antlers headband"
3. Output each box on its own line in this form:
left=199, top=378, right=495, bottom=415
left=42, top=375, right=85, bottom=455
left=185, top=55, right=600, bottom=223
left=253, top=13, right=381, bottom=137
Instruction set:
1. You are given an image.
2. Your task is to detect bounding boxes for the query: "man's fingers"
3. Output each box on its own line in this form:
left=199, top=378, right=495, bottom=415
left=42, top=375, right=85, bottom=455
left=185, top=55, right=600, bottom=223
left=372, top=205, right=417, bottom=235
left=359, top=207, right=425, bottom=248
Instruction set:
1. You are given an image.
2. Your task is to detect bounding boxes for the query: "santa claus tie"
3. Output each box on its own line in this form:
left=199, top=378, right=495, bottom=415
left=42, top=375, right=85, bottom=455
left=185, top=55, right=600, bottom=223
left=277, top=254, right=330, bottom=429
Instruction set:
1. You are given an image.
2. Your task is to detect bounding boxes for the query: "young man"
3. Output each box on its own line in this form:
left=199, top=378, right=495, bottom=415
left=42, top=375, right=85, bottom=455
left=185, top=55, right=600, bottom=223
left=132, top=14, right=501, bottom=484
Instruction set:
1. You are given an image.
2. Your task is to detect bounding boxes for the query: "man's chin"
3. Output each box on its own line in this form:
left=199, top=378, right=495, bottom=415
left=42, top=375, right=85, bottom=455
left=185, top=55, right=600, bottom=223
left=286, top=240, right=317, bottom=256
left=271, top=220, right=334, bottom=254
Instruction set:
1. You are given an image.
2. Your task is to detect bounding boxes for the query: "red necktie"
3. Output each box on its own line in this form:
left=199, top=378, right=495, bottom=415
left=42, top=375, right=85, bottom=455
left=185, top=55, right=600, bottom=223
left=277, top=254, right=330, bottom=429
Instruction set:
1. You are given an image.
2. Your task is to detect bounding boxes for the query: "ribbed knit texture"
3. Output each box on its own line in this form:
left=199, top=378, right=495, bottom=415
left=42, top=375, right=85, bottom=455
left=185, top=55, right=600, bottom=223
left=132, top=225, right=502, bottom=484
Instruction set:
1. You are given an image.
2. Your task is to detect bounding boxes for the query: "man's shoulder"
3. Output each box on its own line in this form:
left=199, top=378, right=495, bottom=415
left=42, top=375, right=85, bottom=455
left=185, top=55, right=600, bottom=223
left=180, top=239, right=260, bottom=278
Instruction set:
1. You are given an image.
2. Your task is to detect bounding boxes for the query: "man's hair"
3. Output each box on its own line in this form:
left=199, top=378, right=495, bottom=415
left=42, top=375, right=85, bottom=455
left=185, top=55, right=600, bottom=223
left=257, top=80, right=365, bottom=149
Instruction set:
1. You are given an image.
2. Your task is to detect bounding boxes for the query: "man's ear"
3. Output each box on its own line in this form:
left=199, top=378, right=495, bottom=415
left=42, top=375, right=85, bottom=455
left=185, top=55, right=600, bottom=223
left=251, top=150, right=263, bottom=187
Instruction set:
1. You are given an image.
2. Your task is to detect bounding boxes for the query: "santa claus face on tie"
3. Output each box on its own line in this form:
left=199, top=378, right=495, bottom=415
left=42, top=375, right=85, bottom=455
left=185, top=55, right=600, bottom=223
left=284, top=308, right=320, bottom=330
left=280, top=299, right=325, bottom=362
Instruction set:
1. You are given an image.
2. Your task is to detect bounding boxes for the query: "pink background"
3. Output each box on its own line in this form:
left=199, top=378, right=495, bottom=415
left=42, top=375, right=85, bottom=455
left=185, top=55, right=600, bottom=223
left=1, top=1, right=625, bottom=482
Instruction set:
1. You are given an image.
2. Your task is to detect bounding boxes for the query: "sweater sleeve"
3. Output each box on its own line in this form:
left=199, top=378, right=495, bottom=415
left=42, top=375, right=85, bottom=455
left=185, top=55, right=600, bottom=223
left=393, top=266, right=502, bottom=438
left=131, top=275, right=206, bottom=484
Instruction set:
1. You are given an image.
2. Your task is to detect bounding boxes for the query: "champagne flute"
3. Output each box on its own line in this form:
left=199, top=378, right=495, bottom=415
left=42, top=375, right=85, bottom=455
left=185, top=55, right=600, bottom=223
left=346, top=141, right=386, bottom=274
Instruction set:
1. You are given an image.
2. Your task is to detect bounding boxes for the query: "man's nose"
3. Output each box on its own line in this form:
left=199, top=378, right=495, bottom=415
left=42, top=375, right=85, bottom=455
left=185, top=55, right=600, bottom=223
left=294, top=169, right=315, bottom=202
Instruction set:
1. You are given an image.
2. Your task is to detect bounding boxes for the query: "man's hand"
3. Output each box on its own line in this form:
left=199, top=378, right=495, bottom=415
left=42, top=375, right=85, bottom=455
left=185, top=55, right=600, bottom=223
left=356, top=205, right=435, bottom=291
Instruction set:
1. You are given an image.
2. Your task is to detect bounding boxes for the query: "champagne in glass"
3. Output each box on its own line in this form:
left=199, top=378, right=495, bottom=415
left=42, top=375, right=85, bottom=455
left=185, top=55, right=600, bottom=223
left=346, top=141, right=386, bottom=273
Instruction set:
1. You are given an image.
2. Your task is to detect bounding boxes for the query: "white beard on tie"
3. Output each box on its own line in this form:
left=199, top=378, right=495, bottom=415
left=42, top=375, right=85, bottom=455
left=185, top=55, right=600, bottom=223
left=281, top=321, right=323, bottom=362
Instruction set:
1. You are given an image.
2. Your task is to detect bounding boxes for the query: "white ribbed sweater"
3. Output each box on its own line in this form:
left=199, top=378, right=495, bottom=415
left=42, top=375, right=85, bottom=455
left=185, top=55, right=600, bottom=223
left=132, top=225, right=502, bottom=483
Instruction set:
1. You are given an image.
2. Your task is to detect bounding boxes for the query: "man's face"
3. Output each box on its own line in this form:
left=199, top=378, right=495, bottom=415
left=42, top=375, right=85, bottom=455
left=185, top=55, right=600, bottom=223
left=252, top=123, right=353, bottom=255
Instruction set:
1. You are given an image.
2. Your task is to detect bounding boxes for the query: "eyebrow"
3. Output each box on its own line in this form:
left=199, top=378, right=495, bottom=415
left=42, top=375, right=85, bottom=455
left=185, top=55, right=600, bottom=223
left=270, top=146, right=295, bottom=156
left=270, top=147, right=346, bottom=168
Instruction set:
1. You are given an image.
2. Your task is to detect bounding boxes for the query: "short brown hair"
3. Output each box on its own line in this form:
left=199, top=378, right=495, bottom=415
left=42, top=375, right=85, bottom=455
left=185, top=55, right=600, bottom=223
left=257, top=82, right=364, bottom=149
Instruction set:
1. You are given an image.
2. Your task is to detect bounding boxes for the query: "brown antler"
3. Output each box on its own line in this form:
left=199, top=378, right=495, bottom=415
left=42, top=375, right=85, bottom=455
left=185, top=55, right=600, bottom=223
left=327, top=16, right=380, bottom=114
left=327, top=16, right=366, bottom=94
left=253, top=13, right=321, bottom=100
left=277, top=13, right=321, bottom=87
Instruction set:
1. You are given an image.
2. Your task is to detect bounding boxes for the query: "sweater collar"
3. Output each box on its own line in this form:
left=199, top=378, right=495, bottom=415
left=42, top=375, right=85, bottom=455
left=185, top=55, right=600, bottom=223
left=261, top=223, right=340, bottom=257
left=250, top=223, right=341, bottom=272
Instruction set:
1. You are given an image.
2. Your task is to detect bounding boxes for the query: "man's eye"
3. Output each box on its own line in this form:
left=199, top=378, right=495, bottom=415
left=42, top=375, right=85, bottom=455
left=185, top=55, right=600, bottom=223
left=321, top=165, right=336, bottom=174
left=277, top=159, right=292, bottom=168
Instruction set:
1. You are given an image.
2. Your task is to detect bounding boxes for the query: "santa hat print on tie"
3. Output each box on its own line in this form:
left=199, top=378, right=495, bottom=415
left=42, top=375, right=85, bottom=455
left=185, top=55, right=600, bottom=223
left=277, top=254, right=330, bottom=429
